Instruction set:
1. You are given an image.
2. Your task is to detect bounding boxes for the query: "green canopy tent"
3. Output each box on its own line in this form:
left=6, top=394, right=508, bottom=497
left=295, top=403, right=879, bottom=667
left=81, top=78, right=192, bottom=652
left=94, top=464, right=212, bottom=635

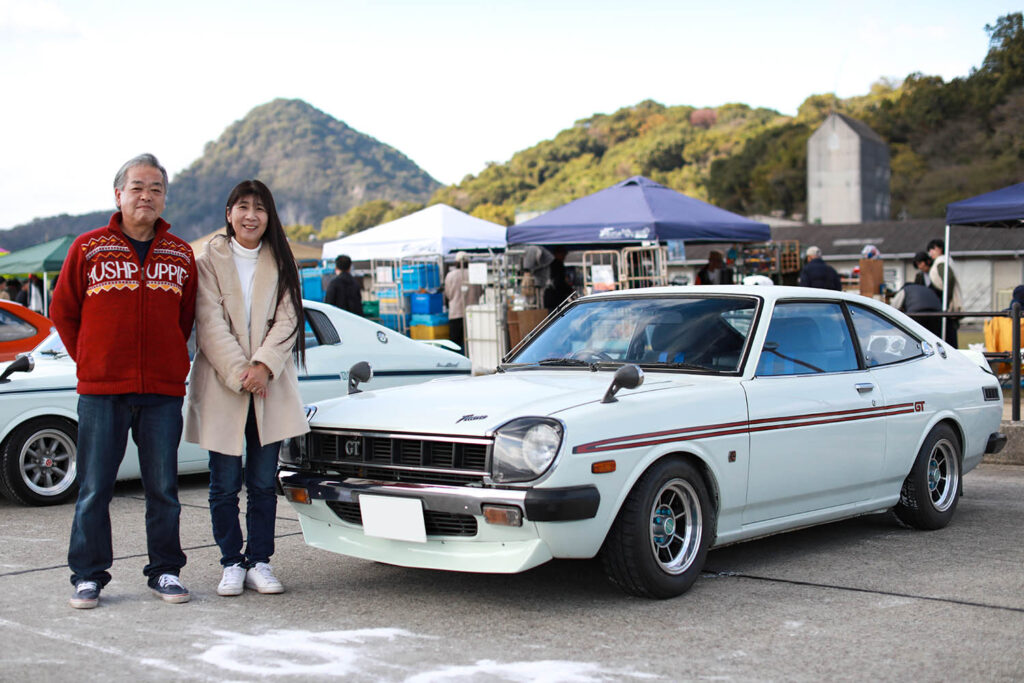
left=0, top=235, right=76, bottom=316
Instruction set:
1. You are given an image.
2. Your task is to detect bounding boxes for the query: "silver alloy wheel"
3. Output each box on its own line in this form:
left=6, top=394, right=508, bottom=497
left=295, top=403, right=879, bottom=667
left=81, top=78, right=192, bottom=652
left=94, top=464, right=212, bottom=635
left=927, top=437, right=959, bottom=512
left=18, top=427, right=77, bottom=497
left=648, top=477, right=703, bottom=574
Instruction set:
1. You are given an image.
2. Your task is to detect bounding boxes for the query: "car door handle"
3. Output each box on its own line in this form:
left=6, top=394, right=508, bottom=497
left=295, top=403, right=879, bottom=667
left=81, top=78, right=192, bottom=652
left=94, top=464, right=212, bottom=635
left=855, top=382, right=874, bottom=393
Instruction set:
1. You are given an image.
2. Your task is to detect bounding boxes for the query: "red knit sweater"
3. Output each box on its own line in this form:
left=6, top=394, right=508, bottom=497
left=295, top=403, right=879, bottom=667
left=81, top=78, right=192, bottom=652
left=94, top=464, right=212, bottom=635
left=51, top=213, right=198, bottom=396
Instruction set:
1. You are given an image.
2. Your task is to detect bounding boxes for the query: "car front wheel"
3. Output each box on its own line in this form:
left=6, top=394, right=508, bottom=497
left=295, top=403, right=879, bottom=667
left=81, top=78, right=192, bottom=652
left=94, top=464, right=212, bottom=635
left=0, top=418, right=78, bottom=506
left=601, top=457, right=714, bottom=598
left=894, top=423, right=961, bottom=530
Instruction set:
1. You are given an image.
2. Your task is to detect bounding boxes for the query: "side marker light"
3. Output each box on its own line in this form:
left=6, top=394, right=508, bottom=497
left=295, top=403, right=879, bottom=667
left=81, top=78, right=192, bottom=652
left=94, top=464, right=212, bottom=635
left=482, top=504, right=523, bottom=526
left=591, top=460, right=616, bottom=474
left=284, top=486, right=312, bottom=505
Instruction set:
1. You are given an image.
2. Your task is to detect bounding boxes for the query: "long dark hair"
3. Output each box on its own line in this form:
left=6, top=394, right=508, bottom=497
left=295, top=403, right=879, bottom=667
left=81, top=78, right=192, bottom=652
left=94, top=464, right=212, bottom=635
left=224, top=179, right=305, bottom=365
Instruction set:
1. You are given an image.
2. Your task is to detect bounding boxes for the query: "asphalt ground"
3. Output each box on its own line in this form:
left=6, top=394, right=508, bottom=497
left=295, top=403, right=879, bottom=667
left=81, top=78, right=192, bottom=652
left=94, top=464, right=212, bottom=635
left=1, top=464, right=1022, bottom=682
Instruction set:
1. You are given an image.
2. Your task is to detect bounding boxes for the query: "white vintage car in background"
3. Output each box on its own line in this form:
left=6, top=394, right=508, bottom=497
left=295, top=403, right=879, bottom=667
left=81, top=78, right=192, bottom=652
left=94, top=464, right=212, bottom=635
left=0, top=300, right=470, bottom=506
left=279, top=286, right=1006, bottom=598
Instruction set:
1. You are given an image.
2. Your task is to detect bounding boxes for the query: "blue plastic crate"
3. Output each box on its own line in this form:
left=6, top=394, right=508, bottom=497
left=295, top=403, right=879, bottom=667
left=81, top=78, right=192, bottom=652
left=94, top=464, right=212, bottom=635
left=401, top=263, right=441, bottom=291
left=300, top=266, right=334, bottom=302
left=379, top=313, right=411, bottom=331
left=410, top=312, right=449, bottom=327
left=410, top=291, right=444, bottom=314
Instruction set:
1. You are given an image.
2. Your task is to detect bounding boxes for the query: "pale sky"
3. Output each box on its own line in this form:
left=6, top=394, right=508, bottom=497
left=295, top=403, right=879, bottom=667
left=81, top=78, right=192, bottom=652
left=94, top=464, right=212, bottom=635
left=0, top=0, right=1016, bottom=229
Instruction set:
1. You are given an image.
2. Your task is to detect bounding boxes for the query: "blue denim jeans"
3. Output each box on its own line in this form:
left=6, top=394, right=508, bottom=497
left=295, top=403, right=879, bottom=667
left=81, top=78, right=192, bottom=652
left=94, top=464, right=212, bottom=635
left=68, top=394, right=186, bottom=588
left=208, top=400, right=281, bottom=567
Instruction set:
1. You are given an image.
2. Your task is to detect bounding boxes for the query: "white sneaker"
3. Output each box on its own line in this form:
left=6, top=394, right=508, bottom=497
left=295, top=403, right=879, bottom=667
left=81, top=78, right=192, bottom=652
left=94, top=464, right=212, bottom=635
left=244, top=562, right=284, bottom=594
left=217, top=564, right=246, bottom=596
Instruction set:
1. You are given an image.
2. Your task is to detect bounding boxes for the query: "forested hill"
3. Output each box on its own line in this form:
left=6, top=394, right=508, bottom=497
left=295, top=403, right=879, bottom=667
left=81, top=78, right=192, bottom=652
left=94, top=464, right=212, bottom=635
left=433, top=12, right=1024, bottom=227
left=167, top=99, right=440, bottom=240
left=0, top=98, right=440, bottom=248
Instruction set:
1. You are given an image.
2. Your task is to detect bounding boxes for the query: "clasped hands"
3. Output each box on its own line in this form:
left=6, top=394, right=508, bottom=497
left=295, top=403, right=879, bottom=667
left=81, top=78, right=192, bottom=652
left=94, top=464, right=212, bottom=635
left=240, top=362, right=270, bottom=398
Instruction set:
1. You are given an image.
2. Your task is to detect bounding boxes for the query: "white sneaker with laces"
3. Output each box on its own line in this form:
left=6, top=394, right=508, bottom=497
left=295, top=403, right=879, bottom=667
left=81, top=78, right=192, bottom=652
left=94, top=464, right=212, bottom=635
left=245, top=562, right=284, bottom=594
left=217, top=564, right=246, bottom=596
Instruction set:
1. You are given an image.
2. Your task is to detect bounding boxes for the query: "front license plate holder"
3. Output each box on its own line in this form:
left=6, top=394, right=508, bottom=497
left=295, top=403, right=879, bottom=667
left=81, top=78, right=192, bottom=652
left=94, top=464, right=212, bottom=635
left=358, top=494, right=427, bottom=543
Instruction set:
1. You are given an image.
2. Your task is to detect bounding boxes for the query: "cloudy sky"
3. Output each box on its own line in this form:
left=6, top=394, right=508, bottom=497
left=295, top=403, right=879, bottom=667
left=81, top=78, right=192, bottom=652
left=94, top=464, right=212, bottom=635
left=0, top=0, right=1016, bottom=229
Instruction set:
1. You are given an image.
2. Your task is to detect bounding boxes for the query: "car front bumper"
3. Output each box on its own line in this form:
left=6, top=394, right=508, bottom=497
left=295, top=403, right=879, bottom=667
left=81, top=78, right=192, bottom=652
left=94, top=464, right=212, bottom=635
left=277, top=470, right=601, bottom=573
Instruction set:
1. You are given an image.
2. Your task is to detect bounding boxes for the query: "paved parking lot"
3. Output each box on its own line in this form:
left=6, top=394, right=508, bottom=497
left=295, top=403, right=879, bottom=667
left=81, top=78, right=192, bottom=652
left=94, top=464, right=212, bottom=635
left=2, top=464, right=1023, bottom=681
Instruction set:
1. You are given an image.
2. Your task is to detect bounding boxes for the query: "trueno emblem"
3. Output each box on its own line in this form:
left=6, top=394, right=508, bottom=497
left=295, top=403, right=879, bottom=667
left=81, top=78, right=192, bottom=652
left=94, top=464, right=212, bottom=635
left=456, top=414, right=487, bottom=424
left=377, top=331, right=388, bottom=344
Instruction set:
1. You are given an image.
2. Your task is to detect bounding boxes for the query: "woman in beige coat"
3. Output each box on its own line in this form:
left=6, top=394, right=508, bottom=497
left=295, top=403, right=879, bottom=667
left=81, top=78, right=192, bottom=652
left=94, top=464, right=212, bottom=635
left=185, top=180, right=308, bottom=597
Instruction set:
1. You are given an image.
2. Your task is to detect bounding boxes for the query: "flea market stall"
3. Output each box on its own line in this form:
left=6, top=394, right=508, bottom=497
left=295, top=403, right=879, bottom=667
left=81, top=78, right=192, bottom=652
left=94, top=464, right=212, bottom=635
left=946, top=181, right=1024, bottom=419
left=320, top=204, right=507, bottom=344
left=479, top=176, right=771, bottom=371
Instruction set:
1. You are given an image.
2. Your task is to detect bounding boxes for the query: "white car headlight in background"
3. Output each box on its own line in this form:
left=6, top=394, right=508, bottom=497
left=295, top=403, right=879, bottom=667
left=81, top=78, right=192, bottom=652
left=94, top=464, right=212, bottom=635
left=492, top=417, right=564, bottom=483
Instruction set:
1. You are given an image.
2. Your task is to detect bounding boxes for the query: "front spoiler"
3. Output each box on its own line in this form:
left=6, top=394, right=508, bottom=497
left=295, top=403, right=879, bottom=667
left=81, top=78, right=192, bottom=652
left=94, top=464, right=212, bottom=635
left=278, top=471, right=600, bottom=522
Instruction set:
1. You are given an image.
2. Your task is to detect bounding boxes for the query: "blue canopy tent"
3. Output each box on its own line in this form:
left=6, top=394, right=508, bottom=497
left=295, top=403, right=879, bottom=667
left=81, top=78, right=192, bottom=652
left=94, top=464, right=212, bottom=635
left=946, top=181, right=1024, bottom=228
left=506, top=176, right=771, bottom=247
left=946, top=182, right=1024, bottom=419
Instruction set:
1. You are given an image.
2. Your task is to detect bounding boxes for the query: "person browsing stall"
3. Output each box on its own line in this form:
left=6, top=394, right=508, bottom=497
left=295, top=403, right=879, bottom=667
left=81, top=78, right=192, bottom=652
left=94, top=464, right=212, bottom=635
left=51, top=154, right=198, bottom=609
left=185, top=180, right=309, bottom=597
left=324, top=254, right=363, bottom=316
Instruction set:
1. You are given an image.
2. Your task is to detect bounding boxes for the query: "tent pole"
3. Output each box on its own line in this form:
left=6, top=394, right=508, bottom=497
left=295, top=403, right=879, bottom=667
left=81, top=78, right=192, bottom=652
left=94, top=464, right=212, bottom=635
left=43, top=272, right=49, bottom=318
left=941, top=224, right=950, bottom=342
left=1014, top=301, right=1021, bottom=422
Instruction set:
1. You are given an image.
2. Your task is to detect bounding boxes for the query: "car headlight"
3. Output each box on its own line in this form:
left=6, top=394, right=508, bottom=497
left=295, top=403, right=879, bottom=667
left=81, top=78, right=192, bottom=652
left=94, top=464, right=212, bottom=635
left=278, top=405, right=317, bottom=467
left=492, top=418, right=563, bottom=483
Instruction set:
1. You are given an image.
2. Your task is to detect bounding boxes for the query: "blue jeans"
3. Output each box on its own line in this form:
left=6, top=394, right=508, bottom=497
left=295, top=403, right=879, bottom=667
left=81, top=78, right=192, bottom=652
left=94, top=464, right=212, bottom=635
left=68, top=394, right=186, bottom=588
left=208, top=400, right=281, bottom=567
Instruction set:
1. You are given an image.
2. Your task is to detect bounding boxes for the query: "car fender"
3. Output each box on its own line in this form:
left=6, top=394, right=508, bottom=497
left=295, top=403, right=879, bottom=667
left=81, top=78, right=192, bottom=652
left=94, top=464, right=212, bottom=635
left=0, top=406, right=78, bottom=445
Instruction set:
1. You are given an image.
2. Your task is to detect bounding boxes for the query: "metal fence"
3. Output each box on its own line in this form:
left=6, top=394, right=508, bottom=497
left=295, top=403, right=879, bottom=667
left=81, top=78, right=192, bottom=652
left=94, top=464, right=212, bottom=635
left=911, top=302, right=1021, bottom=421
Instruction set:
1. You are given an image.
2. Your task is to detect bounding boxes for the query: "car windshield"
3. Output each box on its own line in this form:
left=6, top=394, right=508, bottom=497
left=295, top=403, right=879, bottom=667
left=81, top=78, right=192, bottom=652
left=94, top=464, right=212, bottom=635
left=506, top=295, right=759, bottom=373
left=33, top=331, right=67, bottom=356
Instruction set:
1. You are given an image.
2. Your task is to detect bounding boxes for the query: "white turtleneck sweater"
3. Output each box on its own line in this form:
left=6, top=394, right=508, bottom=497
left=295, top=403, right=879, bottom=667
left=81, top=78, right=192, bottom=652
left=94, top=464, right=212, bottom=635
left=230, top=238, right=262, bottom=331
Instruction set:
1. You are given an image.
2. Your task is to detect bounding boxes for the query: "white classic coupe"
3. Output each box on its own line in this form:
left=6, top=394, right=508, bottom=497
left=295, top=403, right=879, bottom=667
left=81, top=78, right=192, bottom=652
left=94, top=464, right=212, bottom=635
left=279, top=286, right=1006, bottom=598
left=0, top=300, right=470, bottom=506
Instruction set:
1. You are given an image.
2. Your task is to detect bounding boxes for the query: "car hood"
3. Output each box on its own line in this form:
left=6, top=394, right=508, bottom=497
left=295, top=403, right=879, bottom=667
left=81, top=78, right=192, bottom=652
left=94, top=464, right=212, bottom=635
left=0, top=354, right=77, bottom=393
left=310, top=369, right=700, bottom=436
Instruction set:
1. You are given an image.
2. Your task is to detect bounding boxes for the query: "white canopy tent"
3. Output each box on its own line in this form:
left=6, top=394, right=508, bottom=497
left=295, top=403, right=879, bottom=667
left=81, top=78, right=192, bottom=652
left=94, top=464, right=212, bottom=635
left=321, top=204, right=507, bottom=262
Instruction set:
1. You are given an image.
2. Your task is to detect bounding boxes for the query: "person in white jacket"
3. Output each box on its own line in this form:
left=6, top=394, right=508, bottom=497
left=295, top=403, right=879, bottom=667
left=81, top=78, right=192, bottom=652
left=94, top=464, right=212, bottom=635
left=185, top=179, right=308, bottom=596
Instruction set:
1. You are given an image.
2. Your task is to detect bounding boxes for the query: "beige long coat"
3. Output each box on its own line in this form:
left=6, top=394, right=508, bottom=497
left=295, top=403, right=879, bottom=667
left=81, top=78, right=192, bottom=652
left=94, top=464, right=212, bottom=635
left=184, top=235, right=308, bottom=455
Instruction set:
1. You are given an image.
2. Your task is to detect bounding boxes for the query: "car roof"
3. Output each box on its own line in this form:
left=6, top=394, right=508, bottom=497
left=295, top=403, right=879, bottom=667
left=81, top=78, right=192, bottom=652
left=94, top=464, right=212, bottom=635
left=580, top=285, right=876, bottom=305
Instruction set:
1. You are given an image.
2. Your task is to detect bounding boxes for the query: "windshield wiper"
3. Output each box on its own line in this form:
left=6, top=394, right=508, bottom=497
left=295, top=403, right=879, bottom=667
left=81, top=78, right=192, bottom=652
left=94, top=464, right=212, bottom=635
left=537, top=358, right=593, bottom=367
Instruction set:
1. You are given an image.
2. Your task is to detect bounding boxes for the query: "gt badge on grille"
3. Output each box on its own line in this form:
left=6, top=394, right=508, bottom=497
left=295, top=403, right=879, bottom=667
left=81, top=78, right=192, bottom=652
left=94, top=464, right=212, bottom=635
left=343, top=437, right=362, bottom=457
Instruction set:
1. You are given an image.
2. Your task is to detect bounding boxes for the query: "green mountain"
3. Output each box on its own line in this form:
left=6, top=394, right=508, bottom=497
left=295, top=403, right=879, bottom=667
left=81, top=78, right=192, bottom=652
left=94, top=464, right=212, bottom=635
left=168, top=99, right=440, bottom=240
left=0, top=98, right=440, bottom=249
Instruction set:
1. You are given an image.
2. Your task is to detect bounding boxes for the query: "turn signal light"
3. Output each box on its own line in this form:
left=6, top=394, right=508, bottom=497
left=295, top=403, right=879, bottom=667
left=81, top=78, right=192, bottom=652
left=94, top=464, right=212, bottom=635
left=591, top=460, right=616, bottom=474
left=482, top=504, right=523, bottom=526
left=283, top=486, right=311, bottom=505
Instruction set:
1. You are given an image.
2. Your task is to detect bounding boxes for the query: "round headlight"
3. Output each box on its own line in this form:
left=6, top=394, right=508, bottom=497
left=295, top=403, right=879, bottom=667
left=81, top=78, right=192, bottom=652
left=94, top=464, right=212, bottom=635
left=522, top=423, right=561, bottom=471
left=492, top=417, right=564, bottom=483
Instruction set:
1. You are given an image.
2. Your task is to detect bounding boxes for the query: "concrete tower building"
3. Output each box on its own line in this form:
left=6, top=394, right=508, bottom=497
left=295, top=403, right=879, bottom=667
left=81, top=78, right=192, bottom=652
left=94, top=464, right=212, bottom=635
left=807, top=113, right=891, bottom=224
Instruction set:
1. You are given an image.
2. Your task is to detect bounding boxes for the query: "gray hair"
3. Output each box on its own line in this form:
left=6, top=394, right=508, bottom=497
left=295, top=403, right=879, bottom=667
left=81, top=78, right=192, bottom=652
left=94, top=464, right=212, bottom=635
left=806, top=245, right=821, bottom=259
left=113, top=153, right=168, bottom=194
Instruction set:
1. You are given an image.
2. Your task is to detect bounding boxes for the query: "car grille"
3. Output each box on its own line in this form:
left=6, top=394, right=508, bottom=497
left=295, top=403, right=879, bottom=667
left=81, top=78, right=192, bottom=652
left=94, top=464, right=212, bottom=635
left=326, top=501, right=478, bottom=537
left=308, top=429, right=491, bottom=486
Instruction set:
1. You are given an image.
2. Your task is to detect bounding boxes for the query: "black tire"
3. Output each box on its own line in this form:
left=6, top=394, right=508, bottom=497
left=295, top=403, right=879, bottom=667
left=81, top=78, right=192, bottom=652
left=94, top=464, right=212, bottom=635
left=894, top=424, right=961, bottom=530
left=0, top=418, right=78, bottom=506
left=600, top=457, right=714, bottom=599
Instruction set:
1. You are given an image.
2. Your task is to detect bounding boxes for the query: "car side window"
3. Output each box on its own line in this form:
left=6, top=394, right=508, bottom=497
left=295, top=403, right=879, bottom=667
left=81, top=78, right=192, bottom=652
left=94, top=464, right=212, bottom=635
left=848, top=304, right=925, bottom=367
left=303, top=308, right=341, bottom=350
left=756, top=302, right=858, bottom=376
left=0, top=309, right=37, bottom=342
